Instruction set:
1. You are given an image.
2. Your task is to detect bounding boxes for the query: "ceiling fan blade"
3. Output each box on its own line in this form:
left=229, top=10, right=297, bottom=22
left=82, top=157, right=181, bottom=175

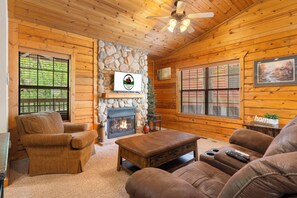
left=176, top=1, right=186, bottom=15
left=187, top=25, right=195, bottom=33
left=146, top=15, right=171, bottom=19
left=187, top=12, right=214, bottom=19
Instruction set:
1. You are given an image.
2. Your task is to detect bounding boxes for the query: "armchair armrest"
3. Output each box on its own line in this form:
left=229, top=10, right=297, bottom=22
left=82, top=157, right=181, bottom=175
left=21, top=134, right=72, bottom=147
left=229, top=128, right=273, bottom=154
left=126, top=168, right=203, bottom=198
left=64, top=123, right=88, bottom=133
left=71, top=130, right=98, bottom=149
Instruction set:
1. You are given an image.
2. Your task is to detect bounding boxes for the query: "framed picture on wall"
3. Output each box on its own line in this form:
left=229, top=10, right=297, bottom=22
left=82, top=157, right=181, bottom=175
left=254, top=55, right=297, bottom=87
left=157, top=67, right=171, bottom=80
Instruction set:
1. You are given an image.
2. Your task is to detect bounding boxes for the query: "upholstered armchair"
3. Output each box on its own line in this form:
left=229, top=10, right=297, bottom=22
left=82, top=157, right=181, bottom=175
left=15, top=111, right=98, bottom=176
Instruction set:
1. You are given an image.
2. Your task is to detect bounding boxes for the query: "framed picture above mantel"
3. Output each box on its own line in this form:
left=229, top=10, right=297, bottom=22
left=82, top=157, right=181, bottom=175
left=254, top=55, right=297, bottom=87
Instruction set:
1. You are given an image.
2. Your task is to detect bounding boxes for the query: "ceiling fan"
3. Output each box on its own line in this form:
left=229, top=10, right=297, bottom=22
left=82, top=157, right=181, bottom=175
left=146, top=0, right=214, bottom=33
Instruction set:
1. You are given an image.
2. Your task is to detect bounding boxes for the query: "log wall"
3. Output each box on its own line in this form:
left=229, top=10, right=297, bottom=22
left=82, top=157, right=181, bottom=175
left=154, top=0, right=297, bottom=141
left=9, top=19, right=98, bottom=159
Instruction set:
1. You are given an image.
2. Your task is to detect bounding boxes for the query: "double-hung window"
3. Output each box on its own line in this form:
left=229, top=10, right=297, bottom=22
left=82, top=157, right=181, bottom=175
left=19, top=52, right=70, bottom=120
left=180, top=61, right=240, bottom=118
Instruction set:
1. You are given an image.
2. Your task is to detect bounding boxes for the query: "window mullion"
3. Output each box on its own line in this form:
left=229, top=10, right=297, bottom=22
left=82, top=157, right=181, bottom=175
left=205, top=68, right=209, bottom=115
left=53, top=58, right=55, bottom=112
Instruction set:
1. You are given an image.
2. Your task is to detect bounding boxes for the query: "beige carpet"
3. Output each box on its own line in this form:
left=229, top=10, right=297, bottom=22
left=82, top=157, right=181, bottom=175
left=5, top=138, right=228, bottom=198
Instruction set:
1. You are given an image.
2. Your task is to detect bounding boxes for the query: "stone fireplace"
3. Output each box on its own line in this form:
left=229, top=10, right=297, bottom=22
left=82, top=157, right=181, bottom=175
left=98, top=40, right=148, bottom=140
left=107, top=108, right=136, bottom=139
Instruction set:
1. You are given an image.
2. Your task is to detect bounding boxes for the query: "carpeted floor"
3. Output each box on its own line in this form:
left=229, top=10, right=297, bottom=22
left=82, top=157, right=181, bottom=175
left=5, top=138, right=228, bottom=198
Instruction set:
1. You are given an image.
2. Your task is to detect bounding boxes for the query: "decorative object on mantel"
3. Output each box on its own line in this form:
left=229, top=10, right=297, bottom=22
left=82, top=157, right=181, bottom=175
left=157, top=67, right=171, bottom=80
left=254, top=114, right=279, bottom=126
left=254, top=55, right=297, bottom=87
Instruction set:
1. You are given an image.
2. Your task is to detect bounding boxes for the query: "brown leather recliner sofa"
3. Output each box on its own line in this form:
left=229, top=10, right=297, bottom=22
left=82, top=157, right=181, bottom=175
left=126, top=118, right=297, bottom=198
left=15, top=111, right=98, bottom=176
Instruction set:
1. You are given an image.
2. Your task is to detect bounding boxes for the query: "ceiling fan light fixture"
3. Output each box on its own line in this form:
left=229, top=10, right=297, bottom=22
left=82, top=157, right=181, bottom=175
left=168, top=26, right=175, bottom=32
left=182, top=19, right=191, bottom=27
left=169, top=19, right=177, bottom=27
left=180, top=25, right=187, bottom=32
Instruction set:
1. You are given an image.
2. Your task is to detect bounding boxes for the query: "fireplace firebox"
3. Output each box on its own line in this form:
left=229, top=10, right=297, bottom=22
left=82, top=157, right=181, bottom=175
left=107, top=108, right=136, bottom=139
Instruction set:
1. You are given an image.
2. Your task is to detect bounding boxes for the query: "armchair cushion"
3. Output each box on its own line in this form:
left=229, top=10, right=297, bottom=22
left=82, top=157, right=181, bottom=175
left=229, top=128, right=273, bottom=154
left=264, top=124, right=297, bottom=157
left=126, top=168, right=203, bottom=198
left=21, top=134, right=72, bottom=147
left=20, top=112, right=64, bottom=134
left=71, top=130, right=98, bottom=149
left=64, top=123, right=88, bottom=133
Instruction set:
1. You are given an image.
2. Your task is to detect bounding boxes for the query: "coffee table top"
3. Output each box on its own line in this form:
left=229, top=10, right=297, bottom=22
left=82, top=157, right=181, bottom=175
left=115, top=130, right=199, bottom=157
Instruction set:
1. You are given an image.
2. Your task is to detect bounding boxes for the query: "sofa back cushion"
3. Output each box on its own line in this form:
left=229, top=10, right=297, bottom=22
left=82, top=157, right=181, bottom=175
left=17, top=112, right=64, bottom=135
left=219, top=152, right=297, bottom=198
left=281, top=116, right=297, bottom=130
left=264, top=124, right=297, bottom=157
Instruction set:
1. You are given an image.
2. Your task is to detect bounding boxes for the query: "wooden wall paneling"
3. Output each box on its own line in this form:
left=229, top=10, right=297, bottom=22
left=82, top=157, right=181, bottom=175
left=154, top=0, right=297, bottom=141
left=8, top=19, right=97, bottom=159
left=8, top=19, right=19, bottom=160
left=93, top=40, right=98, bottom=129
left=70, top=51, right=77, bottom=123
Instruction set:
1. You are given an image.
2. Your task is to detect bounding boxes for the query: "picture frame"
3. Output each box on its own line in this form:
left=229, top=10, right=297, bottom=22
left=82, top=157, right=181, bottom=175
left=157, top=67, right=171, bottom=80
left=254, top=55, right=297, bottom=87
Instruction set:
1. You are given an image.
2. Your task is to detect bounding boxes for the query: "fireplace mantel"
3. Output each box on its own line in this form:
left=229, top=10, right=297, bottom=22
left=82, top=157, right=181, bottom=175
left=100, top=92, right=145, bottom=99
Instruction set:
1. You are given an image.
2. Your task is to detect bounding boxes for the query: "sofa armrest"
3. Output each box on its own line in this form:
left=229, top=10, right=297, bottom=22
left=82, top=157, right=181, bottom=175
left=71, top=130, right=98, bottom=149
left=229, top=128, right=273, bottom=154
left=219, top=151, right=297, bottom=198
left=64, top=123, right=88, bottom=133
left=21, top=134, right=72, bottom=147
left=126, top=168, right=204, bottom=198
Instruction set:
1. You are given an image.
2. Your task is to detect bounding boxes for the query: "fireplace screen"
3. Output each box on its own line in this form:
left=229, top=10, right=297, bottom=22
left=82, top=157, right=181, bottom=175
left=107, top=108, right=136, bottom=139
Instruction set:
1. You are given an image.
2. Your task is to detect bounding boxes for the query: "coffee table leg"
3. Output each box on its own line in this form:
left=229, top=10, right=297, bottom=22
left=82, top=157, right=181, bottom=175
left=117, top=147, right=122, bottom=171
left=194, top=141, right=198, bottom=161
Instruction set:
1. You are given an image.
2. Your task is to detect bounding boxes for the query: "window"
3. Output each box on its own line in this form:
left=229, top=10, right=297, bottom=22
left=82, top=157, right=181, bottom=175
left=180, top=61, right=240, bottom=118
left=19, top=52, right=70, bottom=120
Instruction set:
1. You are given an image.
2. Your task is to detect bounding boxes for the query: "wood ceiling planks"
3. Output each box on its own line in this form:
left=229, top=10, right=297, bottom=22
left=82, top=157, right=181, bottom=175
left=12, top=0, right=259, bottom=59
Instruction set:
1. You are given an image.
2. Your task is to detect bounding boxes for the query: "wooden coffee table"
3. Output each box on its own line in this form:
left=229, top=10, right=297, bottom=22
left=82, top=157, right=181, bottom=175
left=115, top=130, right=199, bottom=174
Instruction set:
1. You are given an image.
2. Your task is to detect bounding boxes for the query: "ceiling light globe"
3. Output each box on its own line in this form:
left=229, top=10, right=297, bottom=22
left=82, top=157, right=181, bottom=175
left=182, top=19, right=191, bottom=27
left=168, top=26, right=175, bottom=32
left=169, top=19, right=177, bottom=27
left=180, top=25, right=187, bottom=32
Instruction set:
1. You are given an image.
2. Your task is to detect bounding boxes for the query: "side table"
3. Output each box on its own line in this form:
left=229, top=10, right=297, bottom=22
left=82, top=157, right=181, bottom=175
left=243, top=121, right=284, bottom=137
left=147, top=114, right=162, bottom=132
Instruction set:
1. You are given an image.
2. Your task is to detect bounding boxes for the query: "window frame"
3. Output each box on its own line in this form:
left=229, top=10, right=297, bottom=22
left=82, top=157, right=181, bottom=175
left=178, top=60, right=241, bottom=119
left=18, top=49, right=73, bottom=121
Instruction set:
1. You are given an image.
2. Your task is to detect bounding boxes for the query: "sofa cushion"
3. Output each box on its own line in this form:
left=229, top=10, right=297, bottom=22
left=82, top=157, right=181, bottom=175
left=71, top=130, right=98, bottom=149
left=20, top=112, right=64, bottom=134
left=264, top=124, right=297, bottom=157
left=173, top=161, right=231, bottom=198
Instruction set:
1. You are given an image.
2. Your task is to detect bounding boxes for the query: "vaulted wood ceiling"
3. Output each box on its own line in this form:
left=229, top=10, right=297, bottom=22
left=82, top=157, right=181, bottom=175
left=11, top=0, right=259, bottom=59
